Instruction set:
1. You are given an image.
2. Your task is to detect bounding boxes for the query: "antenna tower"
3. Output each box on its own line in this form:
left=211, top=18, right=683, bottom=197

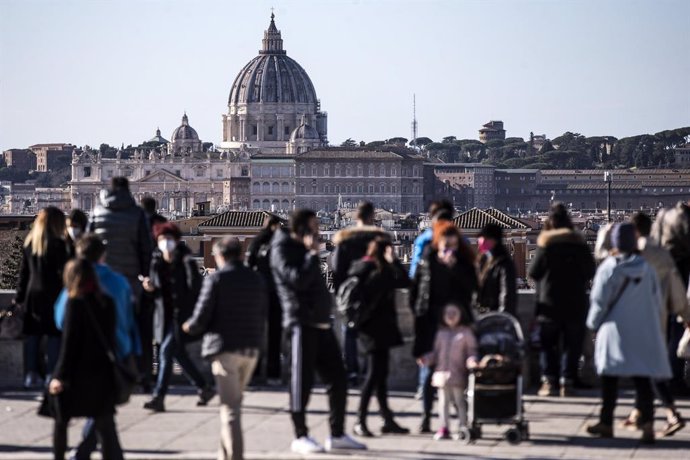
left=411, top=94, right=418, bottom=150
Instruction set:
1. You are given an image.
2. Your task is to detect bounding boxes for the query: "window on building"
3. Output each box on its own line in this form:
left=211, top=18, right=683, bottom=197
left=346, top=165, right=352, bottom=176
left=369, top=164, right=375, bottom=176
left=284, top=126, right=290, bottom=135
left=312, top=165, right=317, bottom=176
left=252, top=125, right=258, bottom=135
left=83, top=166, right=91, bottom=177
left=380, top=184, right=385, bottom=193
left=300, top=184, right=306, bottom=193
left=335, top=164, right=341, bottom=176
left=324, top=164, right=330, bottom=176
left=175, top=170, right=181, bottom=177
left=299, top=164, right=306, bottom=176
left=106, top=170, right=113, bottom=178
left=324, top=184, right=330, bottom=194
left=357, top=184, right=363, bottom=193
left=380, top=164, right=385, bottom=176
left=368, top=185, right=374, bottom=193
left=268, top=126, right=274, bottom=135
left=357, top=164, right=363, bottom=176
left=391, top=185, right=396, bottom=193
left=241, top=166, right=249, bottom=176
left=196, top=169, right=204, bottom=177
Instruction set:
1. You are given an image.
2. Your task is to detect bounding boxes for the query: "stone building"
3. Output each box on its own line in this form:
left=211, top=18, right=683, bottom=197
left=4, top=183, right=71, bottom=214
left=675, top=147, right=690, bottom=167
left=479, top=121, right=506, bottom=143
left=294, top=148, right=424, bottom=213
left=424, top=163, right=496, bottom=210
left=2, top=149, right=36, bottom=170
left=69, top=114, right=250, bottom=216
left=221, top=13, right=327, bottom=155
left=249, top=154, right=295, bottom=212
left=30, top=143, right=74, bottom=172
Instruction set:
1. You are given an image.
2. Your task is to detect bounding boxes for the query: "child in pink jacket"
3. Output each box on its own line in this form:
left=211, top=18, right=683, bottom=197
left=423, top=304, right=478, bottom=440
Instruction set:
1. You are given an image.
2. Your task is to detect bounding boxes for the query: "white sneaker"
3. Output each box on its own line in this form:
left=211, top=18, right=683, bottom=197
left=291, top=436, right=325, bottom=454
left=325, top=434, right=367, bottom=451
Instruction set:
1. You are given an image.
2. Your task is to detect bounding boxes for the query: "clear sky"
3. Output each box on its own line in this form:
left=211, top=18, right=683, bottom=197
left=1, top=0, right=688, bottom=152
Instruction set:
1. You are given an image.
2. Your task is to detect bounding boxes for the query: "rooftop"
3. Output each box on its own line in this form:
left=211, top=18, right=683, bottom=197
left=453, top=207, right=531, bottom=230
left=198, top=210, right=284, bottom=228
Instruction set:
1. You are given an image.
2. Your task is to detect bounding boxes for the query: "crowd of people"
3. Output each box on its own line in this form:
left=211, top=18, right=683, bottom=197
left=8, top=174, right=690, bottom=458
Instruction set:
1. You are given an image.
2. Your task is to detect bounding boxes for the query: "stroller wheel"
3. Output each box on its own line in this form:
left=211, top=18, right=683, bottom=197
left=505, top=428, right=522, bottom=445
left=519, top=421, right=530, bottom=440
left=456, top=426, right=473, bottom=445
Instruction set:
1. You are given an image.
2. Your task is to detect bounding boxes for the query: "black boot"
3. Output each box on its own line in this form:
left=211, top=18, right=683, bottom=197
left=418, top=415, right=431, bottom=434
left=354, top=421, right=375, bottom=437
left=143, top=397, right=165, bottom=412
left=381, top=418, right=410, bottom=435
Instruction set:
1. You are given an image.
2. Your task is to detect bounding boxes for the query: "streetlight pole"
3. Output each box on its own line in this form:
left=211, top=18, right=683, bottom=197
left=604, top=171, right=612, bottom=222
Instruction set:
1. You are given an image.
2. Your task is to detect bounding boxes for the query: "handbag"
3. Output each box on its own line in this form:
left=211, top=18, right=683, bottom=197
left=0, top=305, right=24, bottom=339
left=677, top=328, right=690, bottom=359
left=431, top=370, right=452, bottom=388
left=84, top=304, right=138, bottom=406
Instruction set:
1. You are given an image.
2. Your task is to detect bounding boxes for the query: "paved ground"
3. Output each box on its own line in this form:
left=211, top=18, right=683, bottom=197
left=1, top=385, right=689, bottom=459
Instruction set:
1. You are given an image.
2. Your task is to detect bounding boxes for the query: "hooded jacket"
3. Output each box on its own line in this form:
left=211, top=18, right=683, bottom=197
left=528, top=228, right=596, bottom=321
left=588, top=254, right=672, bottom=379
left=89, top=189, right=153, bottom=281
left=270, top=229, right=333, bottom=328
left=332, top=225, right=389, bottom=290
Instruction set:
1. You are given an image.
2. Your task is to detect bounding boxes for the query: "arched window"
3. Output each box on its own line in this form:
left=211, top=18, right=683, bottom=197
left=262, top=182, right=270, bottom=193
left=262, top=199, right=270, bottom=210
left=357, top=164, right=363, bottom=176
left=281, top=182, right=289, bottom=193
left=335, top=164, right=341, bottom=176
left=368, top=164, right=375, bottom=176
left=299, top=164, right=306, bottom=176
left=324, top=184, right=330, bottom=194
left=324, top=164, right=330, bottom=176
left=252, top=199, right=260, bottom=209
left=252, top=182, right=260, bottom=193
left=272, top=182, right=279, bottom=193
left=379, top=164, right=386, bottom=176
left=311, top=165, right=317, bottom=176
left=346, top=165, right=352, bottom=176
left=391, top=165, right=397, bottom=176
left=282, top=199, right=290, bottom=210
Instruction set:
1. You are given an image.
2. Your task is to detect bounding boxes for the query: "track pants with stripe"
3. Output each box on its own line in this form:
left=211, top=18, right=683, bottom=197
left=288, top=324, right=347, bottom=438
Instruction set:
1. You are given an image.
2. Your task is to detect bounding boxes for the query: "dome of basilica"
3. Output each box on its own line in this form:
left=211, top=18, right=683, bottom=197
left=228, top=14, right=318, bottom=105
left=289, top=122, right=320, bottom=142
left=171, top=113, right=199, bottom=141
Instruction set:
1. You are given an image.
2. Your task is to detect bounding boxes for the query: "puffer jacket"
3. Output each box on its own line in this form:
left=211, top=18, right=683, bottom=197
left=528, top=228, right=596, bottom=322
left=185, top=262, right=267, bottom=359
left=89, top=189, right=153, bottom=281
left=651, top=201, right=690, bottom=284
left=426, top=325, right=478, bottom=388
left=270, top=229, right=333, bottom=328
left=332, top=225, right=389, bottom=290
left=476, top=244, right=517, bottom=315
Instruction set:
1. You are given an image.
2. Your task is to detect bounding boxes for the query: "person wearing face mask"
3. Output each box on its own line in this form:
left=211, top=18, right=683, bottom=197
left=475, top=223, right=517, bottom=316
left=411, top=221, right=478, bottom=434
left=66, top=209, right=88, bottom=258
left=141, top=222, right=215, bottom=412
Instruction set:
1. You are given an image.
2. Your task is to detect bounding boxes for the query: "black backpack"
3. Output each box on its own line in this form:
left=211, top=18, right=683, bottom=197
left=336, top=264, right=379, bottom=329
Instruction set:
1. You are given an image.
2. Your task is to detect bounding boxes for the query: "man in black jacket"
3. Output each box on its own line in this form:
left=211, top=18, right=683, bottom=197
left=183, top=237, right=267, bottom=460
left=528, top=203, right=596, bottom=397
left=332, top=201, right=388, bottom=385
left=270, top=209, right=366, bottom=454
left=476, top=223, right=517, bottom=316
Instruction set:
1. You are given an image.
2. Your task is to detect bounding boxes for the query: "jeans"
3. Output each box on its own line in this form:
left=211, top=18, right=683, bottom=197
left=25, top=335, right=61, bottom=379
left=53, top=414, right=123, bottom=460
left=342, top=325, right=360, bottom=379
left=212, top=350, right=258, bottom=460
left=358, top=349, right=392, bottom=423
left=539, top=319, right=585, bottom=384
left=421, top=365, right=436, bottom=418
left=600, top=376, right=653, bottom=426
left=153, top=327, right=207, bottom=399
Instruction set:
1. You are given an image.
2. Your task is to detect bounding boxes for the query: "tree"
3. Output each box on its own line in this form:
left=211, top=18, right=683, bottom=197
left=412, top=137, right=433, bottom=147
left=386, top=137, right=408, bottom=145
left=0, top=235, right=24, bottom=290
left=366, top=141, right=386, bottom=148
left=540, top=140, right=555, bottom=154
left=340, top=138, right=357, bottom=148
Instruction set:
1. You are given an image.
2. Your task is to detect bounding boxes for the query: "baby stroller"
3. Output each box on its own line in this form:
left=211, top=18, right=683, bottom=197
left=463, top=312, right=529, bottom=444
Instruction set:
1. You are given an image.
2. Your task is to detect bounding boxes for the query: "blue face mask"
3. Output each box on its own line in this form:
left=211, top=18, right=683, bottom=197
left=158, top=239, right=176, bottom=254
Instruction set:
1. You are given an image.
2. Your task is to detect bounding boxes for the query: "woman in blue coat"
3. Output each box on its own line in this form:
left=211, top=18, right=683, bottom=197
left=586, top=223, right=671, bottom=444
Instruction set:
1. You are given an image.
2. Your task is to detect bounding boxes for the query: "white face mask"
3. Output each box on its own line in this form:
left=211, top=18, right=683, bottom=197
left=67, top=227, right=82, bottom=241
left=158, top=239, right=176, bottom=254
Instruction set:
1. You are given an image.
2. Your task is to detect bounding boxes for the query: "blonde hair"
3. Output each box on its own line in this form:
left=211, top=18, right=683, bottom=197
left=24, top=207, right=66, bottom=256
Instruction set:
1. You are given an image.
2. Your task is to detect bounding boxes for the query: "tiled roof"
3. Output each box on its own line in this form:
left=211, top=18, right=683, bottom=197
left=540, top=169, right=690, bottom=175
left=199, top=210, right=284, bottom=228
left=453, top=208, right=530, bottom=230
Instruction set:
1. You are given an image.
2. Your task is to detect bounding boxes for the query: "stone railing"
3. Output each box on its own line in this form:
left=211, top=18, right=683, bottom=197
left=0, top=289, right=539, bottom=390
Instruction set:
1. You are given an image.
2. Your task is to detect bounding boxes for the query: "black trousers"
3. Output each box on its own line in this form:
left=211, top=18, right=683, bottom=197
left=266, top=294, right=283, bottom=379
left=539, top=319, right=585, bottom=384
left=288, top=325, right=347, bottom=438
left=358, top=348, right=392, bottom=423
left=53, top=414, right=123, bottom=460
left=600, top=376, right=653, bottom=426
left=136, top=293, right=155, bottom=389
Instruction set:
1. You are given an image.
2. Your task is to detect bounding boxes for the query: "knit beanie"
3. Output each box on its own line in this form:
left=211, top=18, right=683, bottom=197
left=611, top=222, right=636, bottom=253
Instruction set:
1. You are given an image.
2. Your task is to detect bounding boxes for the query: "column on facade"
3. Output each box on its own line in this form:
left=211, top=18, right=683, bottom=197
left=277, top=115, right=285, bottom=141
left=257, top=115, right=264, bottom=142
left=239, top=115, right=246, bottom=141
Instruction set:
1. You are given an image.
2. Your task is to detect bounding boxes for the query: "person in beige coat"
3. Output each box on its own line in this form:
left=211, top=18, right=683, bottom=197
left=625, top=212, right=690, bottom=437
